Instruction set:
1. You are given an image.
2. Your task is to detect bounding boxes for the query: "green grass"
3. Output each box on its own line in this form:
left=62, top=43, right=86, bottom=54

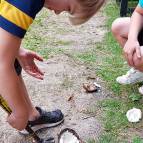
left=133, top=137, right=143, bottom=143
left=98, top=133, right=123, bottom=143
left=75, top=51, right=97, bottom=64
left=86, top=139, right=96, bottom=143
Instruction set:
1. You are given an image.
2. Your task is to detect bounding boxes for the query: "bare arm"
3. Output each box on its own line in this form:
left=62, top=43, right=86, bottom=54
left=128, top=8, right=143, bottom=40
left=0, top=28, right=28, bottom=121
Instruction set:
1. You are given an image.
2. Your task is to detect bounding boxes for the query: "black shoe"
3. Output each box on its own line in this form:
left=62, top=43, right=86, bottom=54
left=20, top=107, right=64, bottom=135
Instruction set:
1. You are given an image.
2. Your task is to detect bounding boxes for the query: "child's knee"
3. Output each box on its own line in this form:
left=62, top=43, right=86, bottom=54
left=111, top=18, right=123, bottom=35
left=7, top=111, right=29, bottom=130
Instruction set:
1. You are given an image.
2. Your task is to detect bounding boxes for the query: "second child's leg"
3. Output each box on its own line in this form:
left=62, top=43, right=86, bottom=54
left=111, top=17, right=143, bottom=84
left=112, top=17, right=130, bottom=47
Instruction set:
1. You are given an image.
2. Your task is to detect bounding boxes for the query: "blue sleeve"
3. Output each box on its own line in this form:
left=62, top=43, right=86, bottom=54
left=139, top=0, right=143, bottom=8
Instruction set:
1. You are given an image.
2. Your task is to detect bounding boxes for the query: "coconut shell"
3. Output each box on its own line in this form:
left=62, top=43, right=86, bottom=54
left=83, top=83, right=98, bottom=93
left=58, top=128, right=83, bottom=143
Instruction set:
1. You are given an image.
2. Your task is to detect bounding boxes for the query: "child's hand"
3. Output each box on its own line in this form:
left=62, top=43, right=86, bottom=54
left=132, top=46, right=143, bottom=71
left=18, top=48, right=44, bottom=80
left=123, top=39, right=141, bottom=67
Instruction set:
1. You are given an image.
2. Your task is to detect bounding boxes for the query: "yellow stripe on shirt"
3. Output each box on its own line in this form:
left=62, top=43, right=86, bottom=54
left=0, top=0, right=33, bottom=30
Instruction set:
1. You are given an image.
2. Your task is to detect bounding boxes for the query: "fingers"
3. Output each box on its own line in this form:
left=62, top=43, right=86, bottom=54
left=26, top=70, right=44, bottom=80
left=127, top=53, right=134, bottom=66
left=128, top=48, right=141, bottom=67
left=32, top=66, right=44, bottom=79
left=32, top=52, right=43, bottom=62
left=124, top=46, right=141, bottom=67
left=136, top=46, right=141, bottom=59
left=124, top=49, right=134, bottom=66
left=25, top=65, right=44, bottom=80
left=34, top=64, right=44, bottom=76
left=36, top=67, right=44, bottom=76
left=32, top=73, right=44, bottom=80
left=123, top=40, right=142, bottom=67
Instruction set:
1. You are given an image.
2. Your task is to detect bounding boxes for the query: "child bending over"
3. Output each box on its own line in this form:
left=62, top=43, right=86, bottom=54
left=0, top=0, right=105, bottom=132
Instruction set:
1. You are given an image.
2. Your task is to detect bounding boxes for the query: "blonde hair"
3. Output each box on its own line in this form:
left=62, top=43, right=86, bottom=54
left=69, top=0, right=105, bottom=25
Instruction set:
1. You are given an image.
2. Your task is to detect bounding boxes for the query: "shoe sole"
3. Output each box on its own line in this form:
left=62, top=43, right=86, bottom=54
left=19, top=118, right=64, bottom=135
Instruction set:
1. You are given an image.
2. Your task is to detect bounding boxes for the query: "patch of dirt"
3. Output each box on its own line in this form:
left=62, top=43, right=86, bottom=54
left=43, top=11, right=106, bottom=50
left=0, top=8, right=109, bottom=143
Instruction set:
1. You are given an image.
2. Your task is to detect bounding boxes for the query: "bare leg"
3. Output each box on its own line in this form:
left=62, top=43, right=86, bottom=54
left=18, top=75, right=40, bottom=121
left=111, top=17, right=130, bottom=48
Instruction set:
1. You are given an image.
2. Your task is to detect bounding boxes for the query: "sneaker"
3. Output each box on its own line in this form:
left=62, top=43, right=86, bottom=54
left=116, top=68, right=143, bottom=85
left=20, top=107, right=64, bottom=135
left=139, top=85, right=143, bottom=95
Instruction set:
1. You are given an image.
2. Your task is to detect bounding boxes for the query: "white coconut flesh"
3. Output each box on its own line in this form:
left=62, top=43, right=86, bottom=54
left=59, top=130, right=80, bottom=143
left=126, top=108, right=142, bottom=123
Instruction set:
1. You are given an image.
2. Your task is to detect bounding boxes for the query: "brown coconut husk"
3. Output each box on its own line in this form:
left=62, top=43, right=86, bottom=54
left=83, top=83, right=98, bottom=93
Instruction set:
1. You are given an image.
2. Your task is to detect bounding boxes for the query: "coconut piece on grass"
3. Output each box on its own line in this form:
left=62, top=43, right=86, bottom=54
left=58, top=128, right=83, bottom=143
left=126, top=108, right=142, bottom=123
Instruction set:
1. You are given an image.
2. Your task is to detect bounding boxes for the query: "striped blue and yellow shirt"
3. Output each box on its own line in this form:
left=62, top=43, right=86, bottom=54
left=0, top=0, right=45, bottom=38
